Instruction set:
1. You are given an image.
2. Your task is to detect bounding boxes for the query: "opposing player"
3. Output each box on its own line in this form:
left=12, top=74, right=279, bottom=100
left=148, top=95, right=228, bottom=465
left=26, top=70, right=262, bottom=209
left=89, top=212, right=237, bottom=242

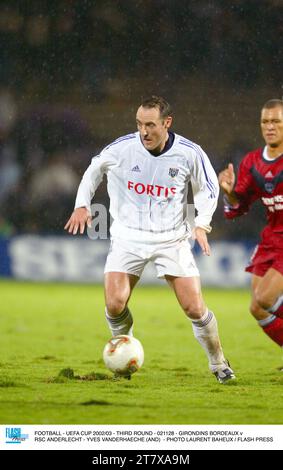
left=218, top=99, right=283, bottom=353
left=65, top=96, right=235, bottom=383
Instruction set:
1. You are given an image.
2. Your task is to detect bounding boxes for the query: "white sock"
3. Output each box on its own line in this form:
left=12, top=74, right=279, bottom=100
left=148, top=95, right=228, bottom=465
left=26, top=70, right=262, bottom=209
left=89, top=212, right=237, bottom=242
left=258, top=314, right=277, bottom=327
left=268, top=295, right=283, bottom=314
left=191, top=309, right=225, bottom=371
left=105, top=307, right=133, bottom=337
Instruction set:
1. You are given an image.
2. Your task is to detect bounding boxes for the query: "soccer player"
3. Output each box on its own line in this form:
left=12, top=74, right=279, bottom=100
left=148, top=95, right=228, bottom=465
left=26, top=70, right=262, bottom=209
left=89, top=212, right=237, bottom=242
left=218, top=99, right=283, bottom=354
left=65, top=95, right=235, bottom=383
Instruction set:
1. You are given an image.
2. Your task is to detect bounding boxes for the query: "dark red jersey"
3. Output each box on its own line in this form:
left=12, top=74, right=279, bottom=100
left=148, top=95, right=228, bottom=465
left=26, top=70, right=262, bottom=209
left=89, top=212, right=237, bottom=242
left=224, top=148, right=283, bottom=242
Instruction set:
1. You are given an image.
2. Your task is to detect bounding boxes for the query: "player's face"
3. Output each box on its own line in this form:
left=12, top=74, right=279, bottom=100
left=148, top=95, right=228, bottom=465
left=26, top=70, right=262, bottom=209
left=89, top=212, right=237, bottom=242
left=261, top=106, right=283, bottom=149
left=136, top=106, right=172, bottom=153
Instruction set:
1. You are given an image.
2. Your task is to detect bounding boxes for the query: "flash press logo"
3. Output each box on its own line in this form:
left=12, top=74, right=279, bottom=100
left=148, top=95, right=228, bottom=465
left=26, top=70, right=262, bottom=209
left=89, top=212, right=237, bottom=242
left=86, top=202, right=197, bottom=243
left=5, top=427, right=29, bottom=444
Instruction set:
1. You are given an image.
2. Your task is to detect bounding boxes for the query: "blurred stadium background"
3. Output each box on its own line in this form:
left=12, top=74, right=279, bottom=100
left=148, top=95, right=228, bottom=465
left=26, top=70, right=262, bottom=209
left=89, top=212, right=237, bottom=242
left=0, top=0, right=282, bottom=286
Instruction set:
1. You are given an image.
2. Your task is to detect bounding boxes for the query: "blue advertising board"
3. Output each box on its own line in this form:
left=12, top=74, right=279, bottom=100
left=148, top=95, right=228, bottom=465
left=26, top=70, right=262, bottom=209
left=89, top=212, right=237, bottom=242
left=0, top=236, right=254, bottom=287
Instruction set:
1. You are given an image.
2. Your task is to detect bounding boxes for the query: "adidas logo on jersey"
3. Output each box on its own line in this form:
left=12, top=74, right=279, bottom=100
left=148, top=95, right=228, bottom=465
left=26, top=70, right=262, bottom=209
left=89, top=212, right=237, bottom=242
left=131, top=165, right=141, bottom=172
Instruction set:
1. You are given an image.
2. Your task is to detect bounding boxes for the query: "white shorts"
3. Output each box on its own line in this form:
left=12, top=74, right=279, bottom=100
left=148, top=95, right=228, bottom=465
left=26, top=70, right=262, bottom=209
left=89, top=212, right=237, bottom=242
left=104, top=238, right=199, bottom=278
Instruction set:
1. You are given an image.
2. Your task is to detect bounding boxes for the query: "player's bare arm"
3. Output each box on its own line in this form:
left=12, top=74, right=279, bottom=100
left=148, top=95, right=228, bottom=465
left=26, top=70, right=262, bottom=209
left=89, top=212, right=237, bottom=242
left=64, top=207, right=92, bottom=235
left=218, top=163, right=239, bottom=206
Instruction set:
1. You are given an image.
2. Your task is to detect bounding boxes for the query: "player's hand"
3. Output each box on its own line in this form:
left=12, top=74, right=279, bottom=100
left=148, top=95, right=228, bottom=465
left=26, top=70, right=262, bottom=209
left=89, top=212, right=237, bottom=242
left=64, top=207, right=92, bottom=235
left=193, top=227, right=211, bottom=256
left=218, top=163, right=235, bottom=194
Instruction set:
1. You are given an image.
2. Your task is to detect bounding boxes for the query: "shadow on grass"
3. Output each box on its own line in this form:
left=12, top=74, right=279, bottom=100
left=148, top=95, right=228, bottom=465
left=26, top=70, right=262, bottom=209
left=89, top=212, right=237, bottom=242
left=36, top=355, right=59, bottom=361
left=80, top=400, right=111, bottom=406
left=0, top=380, right=18, bottom=387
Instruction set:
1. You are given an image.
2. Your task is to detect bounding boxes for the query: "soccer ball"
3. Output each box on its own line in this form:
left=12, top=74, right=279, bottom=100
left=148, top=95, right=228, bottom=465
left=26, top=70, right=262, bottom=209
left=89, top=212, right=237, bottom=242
left=103, top=335, right=144, bottom=376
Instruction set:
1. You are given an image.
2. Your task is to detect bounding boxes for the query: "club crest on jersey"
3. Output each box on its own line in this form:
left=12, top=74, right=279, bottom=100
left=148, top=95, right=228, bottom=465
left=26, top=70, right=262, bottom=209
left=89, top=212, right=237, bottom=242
left=264, top=182, right=275, bottom=193
left=169, top=168, right=179, bottom=178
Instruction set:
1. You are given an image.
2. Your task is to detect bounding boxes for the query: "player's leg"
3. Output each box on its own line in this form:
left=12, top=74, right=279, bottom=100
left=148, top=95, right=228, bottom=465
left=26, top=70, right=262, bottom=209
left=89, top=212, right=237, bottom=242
left=165, top=275, right=235, bottom=383
left=103, top=239, right=147, bottom=337
left=104, top=272, right=139, bottom=337
left=253, top=268, right=283, bottom=314
left=251, top=272, right=283, bottom=347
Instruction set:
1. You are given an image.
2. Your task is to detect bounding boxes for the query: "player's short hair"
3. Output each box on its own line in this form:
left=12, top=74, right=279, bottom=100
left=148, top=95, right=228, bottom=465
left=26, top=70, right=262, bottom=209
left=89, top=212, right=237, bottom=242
left=140, top=96, right=172, bottom=119
left=262, top=99, right=283, bottom=110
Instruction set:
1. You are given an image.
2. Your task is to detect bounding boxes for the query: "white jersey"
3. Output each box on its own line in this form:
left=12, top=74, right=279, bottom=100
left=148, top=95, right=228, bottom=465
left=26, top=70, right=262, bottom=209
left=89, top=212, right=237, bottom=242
left=75, top=132, right=219, bottom=243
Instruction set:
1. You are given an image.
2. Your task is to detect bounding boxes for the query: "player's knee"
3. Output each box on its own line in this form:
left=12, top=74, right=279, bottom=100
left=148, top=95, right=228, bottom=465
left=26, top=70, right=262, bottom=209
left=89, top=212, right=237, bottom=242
left=250, top=300, right=262, bottom=319
left=183, top=301, right=205, bottom=319
left=106, top=298, right=127, bottom=317
left=254, top=289, right=273, bottom=311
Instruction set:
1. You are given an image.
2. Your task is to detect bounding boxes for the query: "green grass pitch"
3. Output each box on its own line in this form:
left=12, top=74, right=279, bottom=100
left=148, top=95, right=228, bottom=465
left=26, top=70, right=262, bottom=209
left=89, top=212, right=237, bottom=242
left=0, top=280, right=282, bottom=425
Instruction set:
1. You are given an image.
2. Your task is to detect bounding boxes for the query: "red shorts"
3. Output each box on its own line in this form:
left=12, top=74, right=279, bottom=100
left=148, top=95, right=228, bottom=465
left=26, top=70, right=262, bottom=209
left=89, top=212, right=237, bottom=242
left=245, top=242, right=283, bottom=277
